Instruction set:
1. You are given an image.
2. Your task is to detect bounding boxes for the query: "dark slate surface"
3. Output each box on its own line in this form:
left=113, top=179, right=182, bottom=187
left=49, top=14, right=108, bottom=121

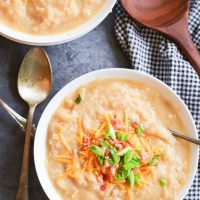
left=0, top=11, right=130, bottom=200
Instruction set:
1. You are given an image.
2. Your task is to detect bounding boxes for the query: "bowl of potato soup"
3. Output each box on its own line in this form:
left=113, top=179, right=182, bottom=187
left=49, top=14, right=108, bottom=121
left=34, top=68, right=199, bottom=200
left=0, top=0, right=116, bottom=45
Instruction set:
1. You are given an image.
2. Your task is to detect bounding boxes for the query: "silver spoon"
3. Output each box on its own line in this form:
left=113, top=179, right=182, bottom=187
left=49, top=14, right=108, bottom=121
left=16, top=48, right=52, bottom=200
left=0, top=98, right=199, bottom=145
left=0, top=98, right=36, bottom=136
left=169, top=129, right=200, bottom=145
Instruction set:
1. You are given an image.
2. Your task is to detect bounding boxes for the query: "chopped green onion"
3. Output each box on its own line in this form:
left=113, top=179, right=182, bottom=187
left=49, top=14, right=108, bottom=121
left=132, top=157, right=142, bottom=162
left=89, top=145, right=105, bottom=157
left=124, top=149, right=133, bottom=164
left=103, top=133, right=110, bottom=139
left=148, top=154, right=160, bottom=166
left=107, top=158, right=115, bottom=165
left=127, top=171, right=134, bottom=189
left=123, top=160, right=139, bottom=170
left=99, top=141, right=111, bottom=147
left=121, top=168, right=131, bottom=179
left=112, top=154, right=120, bottom=164
left=134, top=149, right=141, bottom=154
left=136, top=124, right=143, bottom=135
left=115, top=168, right=130, bottom=181
left=109, top=145, right=117, bottom=155
left=116, top=147, right=132, bottom=156
left=106, top=123, right=116, bottom=140
left=116, top=131, right=128, bottom=141
left=75, top=94, right=82, bottom=104
left=105, top=152, right=119, bottom=165
left=134, top=173, right=141, bottom=185
left=119, top=157, right=124, bottom=165
left=159, top=178, right=167, bottom=187
left=97, top=156, right=104, bottom=165
left=115, top=173, right=123, bottom=181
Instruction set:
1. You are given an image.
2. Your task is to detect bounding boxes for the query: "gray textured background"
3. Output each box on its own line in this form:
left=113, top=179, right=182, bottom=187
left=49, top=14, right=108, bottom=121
left=0, top=10, right=130, bottom=200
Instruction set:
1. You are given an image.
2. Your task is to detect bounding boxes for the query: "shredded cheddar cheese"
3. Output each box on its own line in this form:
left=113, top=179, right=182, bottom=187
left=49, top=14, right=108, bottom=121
left=56, top=123, right=70, bottom=151
left=54, top=112, right=164, bottom=199
left=95, top=121, right=106, bottom=137
left=72, top=190, right=78, bottom=198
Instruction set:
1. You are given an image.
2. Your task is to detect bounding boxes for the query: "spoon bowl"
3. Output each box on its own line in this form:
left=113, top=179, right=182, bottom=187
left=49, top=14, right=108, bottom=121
left=18, top=48, right=52, bottom=106
left=16, top=48, right=52, bottom=200
left=121, top=0, right=188, bottom=27
left=121, top=0, right=200, bottom=76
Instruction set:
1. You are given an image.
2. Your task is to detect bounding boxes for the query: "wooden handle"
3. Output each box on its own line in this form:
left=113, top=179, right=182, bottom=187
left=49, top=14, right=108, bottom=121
left=16, top=106, right=35, bottom=200
left=159, top=13, right=200, bottom=77
left=171, top=28, right=200, bottom=76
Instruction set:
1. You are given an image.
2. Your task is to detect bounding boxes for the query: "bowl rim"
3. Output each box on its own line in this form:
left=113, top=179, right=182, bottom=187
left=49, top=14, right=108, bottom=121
left=0, top=0, right=116, bottom=46
left=34, top=68, right=199, bottom=200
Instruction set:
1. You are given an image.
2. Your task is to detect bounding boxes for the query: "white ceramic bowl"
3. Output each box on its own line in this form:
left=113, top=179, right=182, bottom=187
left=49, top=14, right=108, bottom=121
left=0, top=0, right=116, bottom=46
left=34, top=68, right=199, bottom=200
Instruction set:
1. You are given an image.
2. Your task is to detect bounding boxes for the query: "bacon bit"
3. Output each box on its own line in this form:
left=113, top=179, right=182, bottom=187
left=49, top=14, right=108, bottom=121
left=140, top=150, right=149, bottom=160
left=83, top=136, right=90, bottom=146
left=132, top=121, right=138, bottom=129
left=118, top=140, right=126, bottom=146
left=100, top=184, right=107, bottom=191
left=112, top=118, right=121, bottom=129
left=116, top=124, right=126, bottom=131
left=123, top=143, right=129, bottom=148
left=115, top=143, right=123, bottom=150
left=112, top=118, right=121, bottom=124
left=97, top=136, right=103, bottom=142
left=105, top=147, right=110, bottom=156
left=103, top=174, right=112, bottom=182
left=127, top=140, right=134, bottom=148
left=108, top=139, right=115, bottom=145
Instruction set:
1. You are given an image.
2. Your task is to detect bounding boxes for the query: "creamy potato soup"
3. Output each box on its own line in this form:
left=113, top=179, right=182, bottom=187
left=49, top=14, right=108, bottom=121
left=0, top=0, right=106, bottom=35
left=47, top=79, right=190, bottom=200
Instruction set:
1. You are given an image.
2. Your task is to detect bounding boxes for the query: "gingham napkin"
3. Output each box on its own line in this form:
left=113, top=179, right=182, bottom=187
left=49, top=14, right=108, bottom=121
left=115, top=1, right=200, bottom=199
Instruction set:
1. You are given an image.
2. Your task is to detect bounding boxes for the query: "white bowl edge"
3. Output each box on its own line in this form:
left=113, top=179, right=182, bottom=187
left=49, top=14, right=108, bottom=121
left=34, top=68, right=199, bottom=200
left=0, top=0, right=116, bottom=46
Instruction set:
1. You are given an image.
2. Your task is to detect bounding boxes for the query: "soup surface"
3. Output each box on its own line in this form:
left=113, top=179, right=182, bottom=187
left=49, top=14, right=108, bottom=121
left=47, top=79, right=190, bottom=200
left=0, top=0, right=106, bottom=35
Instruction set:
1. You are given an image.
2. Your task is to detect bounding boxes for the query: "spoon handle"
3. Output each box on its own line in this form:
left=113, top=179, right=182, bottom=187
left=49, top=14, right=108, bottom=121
left=170, top=129, right=200, bottom=145
left=16, top=106, right=35, bottom=200
left=0, top=99, right=27, bottom=130
left=0, top=99, right=36, bottom=136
